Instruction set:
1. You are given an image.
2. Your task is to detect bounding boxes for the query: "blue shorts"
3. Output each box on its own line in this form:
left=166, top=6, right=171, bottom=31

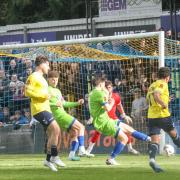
left=33, top=111, right=54, bottom=129
left=147, top=116, right=175, bottom=136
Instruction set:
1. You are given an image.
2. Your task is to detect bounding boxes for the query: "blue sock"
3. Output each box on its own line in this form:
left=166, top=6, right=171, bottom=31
left=132, top=131, right=148, bottom=141
left=71, top=141, right=79, bottom=152
left=111, top=141, right=125, bottom=159
left=78, top=136, right=84, bottom=146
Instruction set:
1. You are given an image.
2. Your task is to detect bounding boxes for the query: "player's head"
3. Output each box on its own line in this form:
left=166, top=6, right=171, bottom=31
left=158, top=67, right=170, bottom=82
left=93, top=75, right=106, bottom=89
left=105, top=80, right=113, bottom=93
left=35, top=55, right=50, bottom=74
left=48, top=71, right=59, bottom=88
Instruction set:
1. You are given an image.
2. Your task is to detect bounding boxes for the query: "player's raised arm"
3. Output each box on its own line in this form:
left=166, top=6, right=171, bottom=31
left=63, top=99, right=83, bottom=108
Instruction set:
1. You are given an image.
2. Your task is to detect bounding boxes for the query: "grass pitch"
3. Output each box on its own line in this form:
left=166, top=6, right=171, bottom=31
left=0, top=154, right=180, bottom=180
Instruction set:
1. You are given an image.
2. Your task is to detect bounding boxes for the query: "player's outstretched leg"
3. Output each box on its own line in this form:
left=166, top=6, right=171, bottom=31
left=106, top=130, right=128, bottom=165
left=86, top=130, right=101, bottom=154
left=119, top=122, right=151, bottom=142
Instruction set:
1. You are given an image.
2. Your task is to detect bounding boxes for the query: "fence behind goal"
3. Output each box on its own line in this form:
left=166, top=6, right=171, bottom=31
left=0, top=32, right=179, bottom=154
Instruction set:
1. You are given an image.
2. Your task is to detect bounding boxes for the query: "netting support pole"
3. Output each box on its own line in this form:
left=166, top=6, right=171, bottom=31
left=158, top=31, right=166, bottom=154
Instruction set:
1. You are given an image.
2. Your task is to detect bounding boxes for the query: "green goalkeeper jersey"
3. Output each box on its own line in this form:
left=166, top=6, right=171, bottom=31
left=48, top=86, right=79, bottom=129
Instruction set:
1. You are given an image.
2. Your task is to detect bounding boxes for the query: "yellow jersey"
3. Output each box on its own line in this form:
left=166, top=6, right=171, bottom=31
left=146, top=79, right=170, bottom=118
left=25, top=72, right=51, bottom=115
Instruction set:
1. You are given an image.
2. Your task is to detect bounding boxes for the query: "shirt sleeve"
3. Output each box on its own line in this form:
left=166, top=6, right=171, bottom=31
left=25, top=75, right=48, bottom=100
left=63, top=101, right=79, bottom=108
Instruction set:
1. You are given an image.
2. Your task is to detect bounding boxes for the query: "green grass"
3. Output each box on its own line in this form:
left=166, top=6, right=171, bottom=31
left=0, top=154, right=180, bottom=180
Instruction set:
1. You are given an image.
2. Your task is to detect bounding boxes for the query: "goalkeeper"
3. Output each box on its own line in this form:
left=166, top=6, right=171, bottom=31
left=48, top=71, right=93, bottom=161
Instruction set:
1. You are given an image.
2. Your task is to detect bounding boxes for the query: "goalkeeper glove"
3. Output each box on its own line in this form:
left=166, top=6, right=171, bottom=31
left=121, top=113, right=133, bottom=124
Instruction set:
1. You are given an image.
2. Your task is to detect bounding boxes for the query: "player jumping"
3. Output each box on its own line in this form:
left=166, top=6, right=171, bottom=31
left=147, top=67, right=180, bottom=172
left=87, top=80, right=139, bottom=155
left=89, top=75, right=151, bottom=165
left=25, top=56, right=65, bottom=172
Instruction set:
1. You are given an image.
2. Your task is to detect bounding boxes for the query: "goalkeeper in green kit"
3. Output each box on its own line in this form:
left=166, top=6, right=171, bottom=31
left=48, top=71, right=94, bottom=161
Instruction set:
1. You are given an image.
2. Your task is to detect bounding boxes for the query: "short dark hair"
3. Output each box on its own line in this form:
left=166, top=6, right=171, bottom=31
left=158, top=67, right=170, bottom=79
left=35, top=55, right=48, bottom=66
left=48, top=71, right=59, bottom=78
left=93, top=75, right=106, bottom=86
left=105, top=80, right=112, bottom=87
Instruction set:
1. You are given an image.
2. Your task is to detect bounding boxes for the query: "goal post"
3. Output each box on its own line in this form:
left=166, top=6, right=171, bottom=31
left=1, top=31, right=178, bottom=154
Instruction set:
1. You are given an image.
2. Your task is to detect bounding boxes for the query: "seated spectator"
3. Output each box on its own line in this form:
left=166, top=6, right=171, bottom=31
left=13, top=110, right=29, bottom=129
left=23, top=108, right=31, bottom=122
left=0, top=107, right=14, bottom=124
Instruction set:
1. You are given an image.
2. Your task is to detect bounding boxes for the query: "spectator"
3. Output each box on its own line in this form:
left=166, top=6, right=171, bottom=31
left=10, top=74, right=25, bottom=97
left=6, top=59, right=19, bottom=78
left=131, top=88, right=148, bottom=125
left=3, top=82, right=16, bottom=108
left=0, top=70, right=10, bottom=101
left=0, top=60, right=4, bottom=70
left=23, top=108, right=31, bottom=121
left=25, top=59, right=33, bottom=69
left=21, top=68, right=33, bottom=82
left=13, top=110, right=29, bottom=129
left=96, top=43, right=104, bottom=51
left=151, top=72, right=158, bottom=82
left=0, top=107, right=14, bottom=124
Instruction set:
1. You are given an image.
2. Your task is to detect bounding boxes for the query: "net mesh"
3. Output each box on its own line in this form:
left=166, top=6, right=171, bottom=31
left=0, top=34, right=179, bottom=154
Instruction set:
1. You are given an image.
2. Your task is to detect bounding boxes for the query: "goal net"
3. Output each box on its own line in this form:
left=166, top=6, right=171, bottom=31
left=0, top=32, right=179, bottom=154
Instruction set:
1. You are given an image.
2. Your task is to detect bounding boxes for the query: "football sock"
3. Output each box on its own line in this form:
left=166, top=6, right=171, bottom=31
left=46, top=153, right=51, bottom=162
left=78, top=136, right=85, bottom=152
left=69, top=140, right=79, bottom=158
left=111, top=141, right=125, bottom=159
left=91, top=131, right=101, bottom=143
left=148, top=143, right=159, bottom=160
left=126, top=134, right=133, bottom=144
left=87, top=142, right=95, bottom=154
left=132, top=131, right=149, bottom=141
left=51, top=145, right=58, bottom=157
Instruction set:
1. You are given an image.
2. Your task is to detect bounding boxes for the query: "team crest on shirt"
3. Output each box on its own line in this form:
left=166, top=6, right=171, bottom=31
left=159, top=84, right=163, bottom=88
